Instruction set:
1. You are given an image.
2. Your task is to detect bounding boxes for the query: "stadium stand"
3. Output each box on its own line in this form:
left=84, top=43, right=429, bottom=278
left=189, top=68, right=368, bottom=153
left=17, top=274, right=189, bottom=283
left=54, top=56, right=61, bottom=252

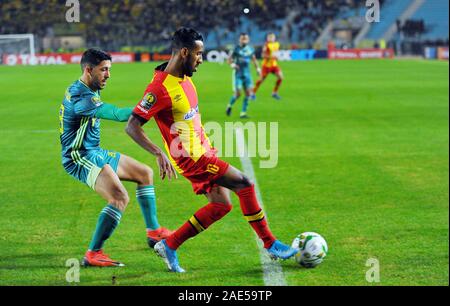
left=0, top=0, right=366, bottom=51
left=365, top=0, right=413, bottom=40
left=410, top=0, right=449, bottom=40
left=0, top=0, right=447, bottom=53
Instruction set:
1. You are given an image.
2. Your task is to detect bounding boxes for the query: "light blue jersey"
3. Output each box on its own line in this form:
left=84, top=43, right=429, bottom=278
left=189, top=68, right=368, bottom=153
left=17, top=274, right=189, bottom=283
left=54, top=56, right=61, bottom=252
left=59, top=79, right=120, bottom=189
left=231, top=45, right=255, bottom=90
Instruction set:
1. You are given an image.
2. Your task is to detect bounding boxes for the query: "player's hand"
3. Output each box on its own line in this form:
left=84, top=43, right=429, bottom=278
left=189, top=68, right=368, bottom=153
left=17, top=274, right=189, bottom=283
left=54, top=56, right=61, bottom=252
left=156, top=152, right=177, bottom=181
left=231, top=63, right=240, bottom=70
left=257, top=67, right=262, bottom=77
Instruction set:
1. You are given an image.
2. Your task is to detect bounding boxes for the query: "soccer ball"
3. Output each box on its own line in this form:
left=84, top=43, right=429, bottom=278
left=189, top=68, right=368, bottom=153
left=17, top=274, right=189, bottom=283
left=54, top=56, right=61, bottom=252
left=291, top=232, right=328, bottom=268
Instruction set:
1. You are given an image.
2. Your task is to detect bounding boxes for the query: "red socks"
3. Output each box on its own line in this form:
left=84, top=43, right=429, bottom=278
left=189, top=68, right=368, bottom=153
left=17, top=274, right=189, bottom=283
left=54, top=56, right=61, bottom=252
left=254, top=79, right=262, bottom=93
left=274, top=79, right=282, bottom=93
left=166, top=203, right=232, bottom=250
left=237, top=185, right=276, bottom=249
left=165, top=186, right=276, bottom=250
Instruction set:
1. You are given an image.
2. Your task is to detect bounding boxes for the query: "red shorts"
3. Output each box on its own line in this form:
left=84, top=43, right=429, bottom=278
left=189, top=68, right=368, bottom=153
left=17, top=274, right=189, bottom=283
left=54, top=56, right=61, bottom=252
left=182, top=154, right=230, bottom=195
left=262, top=66, right=281, bottom=77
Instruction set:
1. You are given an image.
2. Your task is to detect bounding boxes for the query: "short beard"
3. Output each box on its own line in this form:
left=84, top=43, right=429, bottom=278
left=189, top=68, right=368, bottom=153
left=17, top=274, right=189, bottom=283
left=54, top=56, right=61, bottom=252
left=91, top=77, right=102, bottom=91
left=182, top=54, right=194, bottom=77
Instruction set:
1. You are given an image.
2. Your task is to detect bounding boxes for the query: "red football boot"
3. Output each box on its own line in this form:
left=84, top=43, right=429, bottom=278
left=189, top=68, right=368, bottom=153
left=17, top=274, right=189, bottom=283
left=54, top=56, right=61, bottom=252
left=82, top=250, right=125, bottom=267
left=147, top=227, right=174, bottom=249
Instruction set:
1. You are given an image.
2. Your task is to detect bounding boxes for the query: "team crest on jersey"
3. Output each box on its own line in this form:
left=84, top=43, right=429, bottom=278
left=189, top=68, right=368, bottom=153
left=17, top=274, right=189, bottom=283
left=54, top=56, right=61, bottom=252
left=140, top=93, right=156, bottom=110
left=91, top=96, right=102, bottom=106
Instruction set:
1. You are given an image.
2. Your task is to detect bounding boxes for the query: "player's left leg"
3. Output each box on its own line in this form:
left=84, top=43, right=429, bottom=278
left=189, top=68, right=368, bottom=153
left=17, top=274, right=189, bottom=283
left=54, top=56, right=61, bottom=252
left=240, top=87, right=253, bottom=119
left=165, top=186, right=232, bottom=250
left=215, top=165, right=298, bottom=260
left=239, top=74, right=254, bottom=119
left=227, top=87, right=241, bottom=117
left=156, top=186, right=233, bottom=272
left=272, top=68, right=284, bottom=100
left=253, top=67, right=268, bottom=94
left=116, top=154, right=173, bottom=248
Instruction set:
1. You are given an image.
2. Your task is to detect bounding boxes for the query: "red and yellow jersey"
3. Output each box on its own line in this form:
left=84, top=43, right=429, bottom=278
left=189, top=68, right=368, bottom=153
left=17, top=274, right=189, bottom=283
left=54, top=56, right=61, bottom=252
left=132, top=66, right=215, bottom=175
left=262, top=42, right=280, bottom=68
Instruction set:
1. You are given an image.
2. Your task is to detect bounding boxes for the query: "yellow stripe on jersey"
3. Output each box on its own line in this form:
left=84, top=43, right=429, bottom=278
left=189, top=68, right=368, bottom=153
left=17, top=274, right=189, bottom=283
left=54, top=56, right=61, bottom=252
left=59, top=104, right=65, bottom=134
left=163, top=140, right=184, bottom=174
left=72, top=117, right=89, bottom=150
left=162, top=75, right=206, bottom=162
left=262, top=42, right=280, bottom=68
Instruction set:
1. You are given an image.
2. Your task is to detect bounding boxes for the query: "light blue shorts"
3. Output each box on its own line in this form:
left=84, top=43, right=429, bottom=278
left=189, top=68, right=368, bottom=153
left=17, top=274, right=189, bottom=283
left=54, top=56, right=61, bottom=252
left=233, top=70, right=253, bottom=91
left=63, top=148, right=121, bottom=190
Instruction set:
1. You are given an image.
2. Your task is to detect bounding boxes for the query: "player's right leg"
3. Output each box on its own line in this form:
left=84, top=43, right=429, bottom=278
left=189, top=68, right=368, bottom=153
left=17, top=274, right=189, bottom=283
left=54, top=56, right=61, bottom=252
left=155, top=186, right=232, bottom=272
left=215, top=165, right=298, bottom=260
left=116, top=154, right=173, bottom=248
left=82, top=165, right=129, bottom=267
left=272, top=68, right=284, bottom=100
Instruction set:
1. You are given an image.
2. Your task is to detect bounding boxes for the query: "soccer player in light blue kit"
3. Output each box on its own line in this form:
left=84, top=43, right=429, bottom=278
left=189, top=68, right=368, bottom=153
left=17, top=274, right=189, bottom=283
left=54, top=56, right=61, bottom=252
left=59, top=49, right=177, bottom=267
left=226, top=33, right=261, bottom=119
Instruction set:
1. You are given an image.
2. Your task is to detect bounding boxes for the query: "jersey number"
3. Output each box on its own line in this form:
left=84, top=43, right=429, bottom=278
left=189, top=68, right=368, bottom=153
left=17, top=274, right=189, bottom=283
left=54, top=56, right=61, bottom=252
left=59, top=104, right=65, bottom=134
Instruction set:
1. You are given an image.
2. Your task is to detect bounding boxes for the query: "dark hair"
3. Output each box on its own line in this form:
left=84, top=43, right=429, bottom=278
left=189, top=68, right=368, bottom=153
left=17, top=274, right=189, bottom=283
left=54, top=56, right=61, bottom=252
left=80, top=48, right=112, bottom=70
left=240, top=33, right=249, bottom=37
left=171, top=28, right=203, bottom=52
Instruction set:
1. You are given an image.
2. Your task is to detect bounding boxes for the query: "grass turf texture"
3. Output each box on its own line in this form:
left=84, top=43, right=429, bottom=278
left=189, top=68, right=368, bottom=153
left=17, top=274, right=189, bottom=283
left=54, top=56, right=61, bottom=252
left=0, top=60, right=448, bottom=286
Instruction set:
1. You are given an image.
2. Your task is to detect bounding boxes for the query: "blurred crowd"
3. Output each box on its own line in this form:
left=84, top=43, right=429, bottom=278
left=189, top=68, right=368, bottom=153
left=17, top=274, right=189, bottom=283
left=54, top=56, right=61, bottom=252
left=250, top=0, right=363, bottom=44
left=1, top=0, right=365, bottom=51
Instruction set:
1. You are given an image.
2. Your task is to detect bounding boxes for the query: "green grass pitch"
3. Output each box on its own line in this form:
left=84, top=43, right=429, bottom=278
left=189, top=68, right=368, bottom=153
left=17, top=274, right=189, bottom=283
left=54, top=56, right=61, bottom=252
left=0, top=59, right=448, bottom=286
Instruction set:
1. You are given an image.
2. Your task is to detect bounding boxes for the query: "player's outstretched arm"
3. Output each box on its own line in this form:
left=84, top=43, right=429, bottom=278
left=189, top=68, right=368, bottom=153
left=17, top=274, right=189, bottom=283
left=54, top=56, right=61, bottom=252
left=227, top=50, right=234, bottom=65
left=95, top=103, right=132, bottom=122
left=228, top=50, right=239, bottom=70
left=125, top=115, right=177, bottom=180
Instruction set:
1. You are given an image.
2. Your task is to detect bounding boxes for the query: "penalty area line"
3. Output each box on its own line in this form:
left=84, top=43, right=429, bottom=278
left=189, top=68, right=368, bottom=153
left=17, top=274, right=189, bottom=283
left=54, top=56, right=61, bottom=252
left=235, top=127, right=287, bottom=286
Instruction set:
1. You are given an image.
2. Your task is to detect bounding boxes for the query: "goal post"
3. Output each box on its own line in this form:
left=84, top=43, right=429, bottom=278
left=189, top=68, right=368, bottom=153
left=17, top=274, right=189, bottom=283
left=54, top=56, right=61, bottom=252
left=0, top=34, right=35, bottom=59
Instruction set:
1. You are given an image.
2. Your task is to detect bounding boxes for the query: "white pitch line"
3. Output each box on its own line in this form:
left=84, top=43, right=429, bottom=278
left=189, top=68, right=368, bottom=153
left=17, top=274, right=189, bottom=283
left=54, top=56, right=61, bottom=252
left=235, top=127, right=287, bottom=286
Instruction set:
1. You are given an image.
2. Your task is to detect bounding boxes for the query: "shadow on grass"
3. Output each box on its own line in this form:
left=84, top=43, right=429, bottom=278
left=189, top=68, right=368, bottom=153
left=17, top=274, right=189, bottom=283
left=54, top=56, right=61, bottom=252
left=0, top=252, right=81, bottom=270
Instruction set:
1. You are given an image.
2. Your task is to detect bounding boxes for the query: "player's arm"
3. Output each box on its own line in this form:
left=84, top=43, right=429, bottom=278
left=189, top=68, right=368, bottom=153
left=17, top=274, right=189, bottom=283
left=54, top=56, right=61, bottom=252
left=125, top=115, right=177, bottom=180
left=262, top=45, right=271, bottom=60
left=95, top=103, right=132, bottom=122
left=125, top=89, right=177, bottom=180
left=228, top=49, right=239, bottom=70
left=73, top=92, right=131, bottom=122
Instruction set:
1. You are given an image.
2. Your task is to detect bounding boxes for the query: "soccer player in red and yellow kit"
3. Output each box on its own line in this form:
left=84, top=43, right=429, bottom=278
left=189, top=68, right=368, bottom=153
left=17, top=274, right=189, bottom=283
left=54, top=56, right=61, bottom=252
left=126, top=28, right=297, bottom=272
left=254, top=33, right=284, bottom=100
